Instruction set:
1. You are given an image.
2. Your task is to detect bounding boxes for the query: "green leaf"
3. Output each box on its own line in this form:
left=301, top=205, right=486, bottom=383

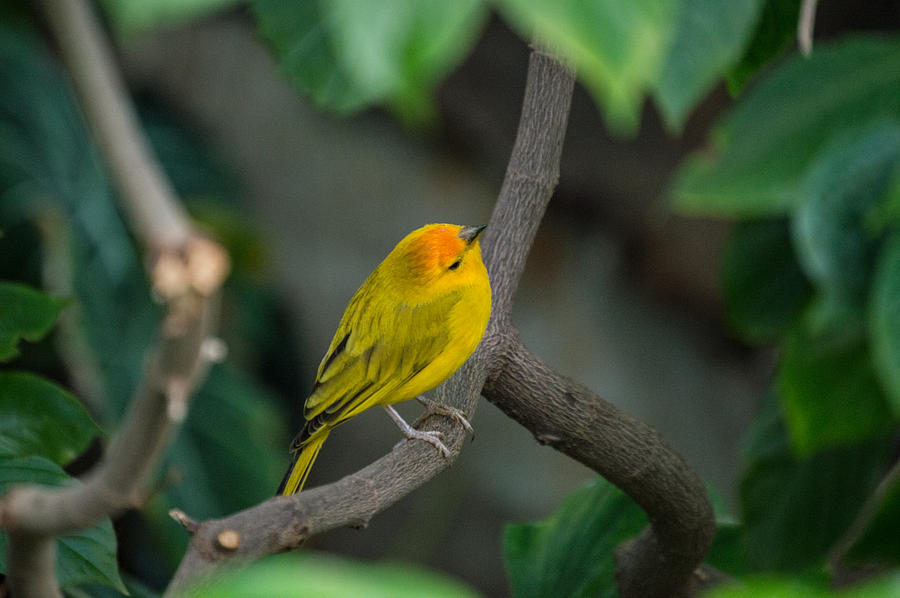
left=496, top=0, right=680, bottom=134
left=251, top=0, right=487, bottom=122
left=722, top=218, right=811, bottom=343
left=672, top=36, right=900, bottom=217
left=503, top=478, right=647, bottom=598
left=705, top=572, right=900, bottom=598
left=726, top=0, right=800, bottom=94
left=870, top=233, right=900, bottom=416
left=842, top=464, right=900, bottom=566
left=0, top=456, right=126, bottom=593
left=183, top=552, right=481, bottom=598
left=0, top=371, right=102, bottom=464
left=654, top=0, right=763, bottom=131
left=99, top=0, right=242, bottom=36
left=777, top=329, right=894, bottom=455
left=739, top=391, right=891, bottom=572
left=0, top=281, right=65, bottom=361
left=792, top=124, right=900, bottom=336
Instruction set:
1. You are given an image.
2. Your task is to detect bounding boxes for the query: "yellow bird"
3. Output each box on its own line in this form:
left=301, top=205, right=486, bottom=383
left=278, top=223, right=492, bottom=495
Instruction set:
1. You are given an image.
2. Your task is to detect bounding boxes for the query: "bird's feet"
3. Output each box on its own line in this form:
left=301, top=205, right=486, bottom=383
left=414, top=395, right=475, bottom=440
left=384, top=405, right=451, bottom=457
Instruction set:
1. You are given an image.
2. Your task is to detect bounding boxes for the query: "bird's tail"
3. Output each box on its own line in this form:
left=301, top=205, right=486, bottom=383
left=277, top=432, right=328, bottom=496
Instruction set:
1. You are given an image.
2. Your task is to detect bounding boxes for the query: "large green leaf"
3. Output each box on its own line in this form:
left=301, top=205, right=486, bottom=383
left=739, top=391, right=891, bottom=572
left=654, top=0, right=762, bottom=131
left=726, top=0, right=800, bottom=94
left=705, top=572, right=900, bottom=598
left=792, top=124, right=900, bottom=336
left=722, top=218, right=811, bottom=343
left=0, top=371, right=101, bottom=464
left=777, top=329, right=894, bottom=456
left=0, top=456, right=126, bottom=592
left=497, top=0, right=680, bottom=134
left=182, top=552, right=481, bottom=598
left=99, top=0, right=241, bottom=36
left=503, top=478, right=647, bottom=598
left=841, top=463, right=900, bottom=566
left=0, top=281, right=65, bottom=361
left=251, top=0, right=487, bottom=122
left=870, top=233, right=900, bottom=416
left=672, top=36, right=900, bottom=217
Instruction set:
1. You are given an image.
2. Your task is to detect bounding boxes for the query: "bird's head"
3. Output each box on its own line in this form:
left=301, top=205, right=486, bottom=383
left=387, top=223, right=488, bottom=290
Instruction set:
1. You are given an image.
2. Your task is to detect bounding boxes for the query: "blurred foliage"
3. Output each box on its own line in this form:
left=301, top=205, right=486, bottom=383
left=726, top=0, right=801, bottom=94
left=705, top=572, right=900, bottom=598
left=1, top=0, right=899, bottom=596
left=0, top=282, right=66, bottom=360
left=503, top=478, right=647, bottom=598
left=246, top=0, right=766, bottom=133
left=181, top=552, right=482, bottom=598
left=250, top=0, right=488, bottom=125
left=0, top=11, right=291, bottom=595
left=100, top=0, right=241, bottom=36
left=670, top=5, right=900, bottom=597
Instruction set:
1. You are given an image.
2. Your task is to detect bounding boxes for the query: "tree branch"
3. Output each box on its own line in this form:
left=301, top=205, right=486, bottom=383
left=1, top=1, right=229, bottom=596
left=164, top=46, right=577, bottom=596
left=166, top=46, right=717, bottom=598
left=482, top=338, right=716, bottom=598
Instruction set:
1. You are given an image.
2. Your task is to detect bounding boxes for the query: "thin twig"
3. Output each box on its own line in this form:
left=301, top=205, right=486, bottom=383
left=798, top=0, right=819, bottom=57
left=34, top=0, right=192, bottom=250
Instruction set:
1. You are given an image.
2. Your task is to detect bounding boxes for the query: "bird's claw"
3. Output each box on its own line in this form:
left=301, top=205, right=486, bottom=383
left=394, top=428, right=450, bottom=457
left=414, top=396, right=475, bottom=440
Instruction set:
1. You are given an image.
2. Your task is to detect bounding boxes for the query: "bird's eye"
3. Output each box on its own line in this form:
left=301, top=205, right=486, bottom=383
left=448, top=259, right=462, bottom=271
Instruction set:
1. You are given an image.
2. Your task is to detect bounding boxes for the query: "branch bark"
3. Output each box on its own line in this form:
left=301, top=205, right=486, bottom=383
left=0, top=1, right=229, bottom=596
left=165, top=48, right=717, bottom=598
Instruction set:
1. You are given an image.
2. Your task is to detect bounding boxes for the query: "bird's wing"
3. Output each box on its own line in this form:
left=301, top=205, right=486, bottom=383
left=300, top=290, right=461, bottom=439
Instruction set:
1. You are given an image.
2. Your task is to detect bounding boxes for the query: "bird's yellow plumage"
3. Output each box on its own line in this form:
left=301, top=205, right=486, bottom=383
left=278, top=223, right=491, bottom=495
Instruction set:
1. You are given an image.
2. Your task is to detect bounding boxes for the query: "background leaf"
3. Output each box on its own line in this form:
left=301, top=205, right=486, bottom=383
left=726, top=0, right=800, bottom=93
left=0, top=456, right=126, bottom=592
left=496, top=0, right=680, bottom=134
left=705, top=572, right=900, bottom=598
left=503, top=478, right=647, bottom=598
left=791, top=124, right=900, bottom=336
left=722, top=218, right=811, bottom=343
left=0, top=281, right=65, bottom=361
left=739, top=392, right=891, bottom=572
left=182, top=552, right=482, bottom=598
left=251, top=0, right=487, bottom=123
left=777, top=329, right=894, bottom=455
left=870, top=232, right=900, bottom=416
left=842, top=464, right=900, bottom=566
left=0, top=371, right=102, bottom=464
left=653, top=0, right=762, bottom=131
left=672, top=36, right=900, bottom=217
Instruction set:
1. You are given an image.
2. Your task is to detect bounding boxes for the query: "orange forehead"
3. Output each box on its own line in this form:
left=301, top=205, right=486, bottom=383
left=404, top=224, right=465, bottom=270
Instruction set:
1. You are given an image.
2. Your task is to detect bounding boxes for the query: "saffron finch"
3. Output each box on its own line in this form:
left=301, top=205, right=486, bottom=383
left=278, top=223, right=491, bottom=495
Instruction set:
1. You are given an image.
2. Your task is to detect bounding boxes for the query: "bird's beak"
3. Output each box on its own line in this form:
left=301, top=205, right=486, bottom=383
left=458, top=224, right=487, bottom=245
